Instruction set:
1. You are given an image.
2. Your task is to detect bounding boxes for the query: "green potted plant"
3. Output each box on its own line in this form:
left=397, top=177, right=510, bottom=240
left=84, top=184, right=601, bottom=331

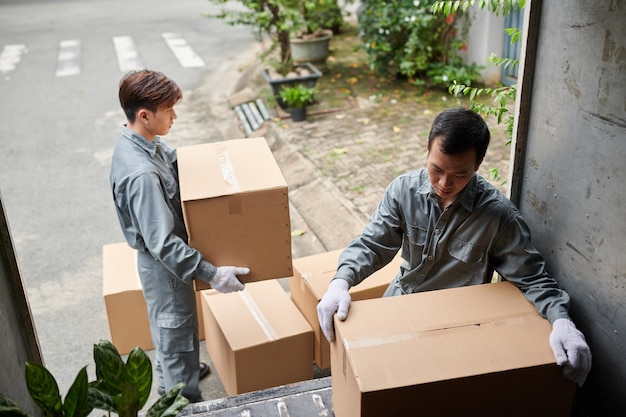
left=278, top=84, right=317, bottom=121
left=0, top=363, right=93, bottom=417
left=205, top=0, right=325, bottom=107
left=88, top=340, right=189, bottom=417
left=289, top=0, right=346, bottom=65
left=0, top=340, right=189, bottom=417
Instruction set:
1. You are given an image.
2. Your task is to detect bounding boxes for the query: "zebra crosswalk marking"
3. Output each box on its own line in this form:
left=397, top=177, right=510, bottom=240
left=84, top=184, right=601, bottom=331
left=2, top=33, right=207, bottom=78
left=113, top=36, right=144, bottom=72
left=55, top=39, right=81, bottom=77
left=161, top=32, right=205, bottom=68
left=0, top=44, right=27, bottom=74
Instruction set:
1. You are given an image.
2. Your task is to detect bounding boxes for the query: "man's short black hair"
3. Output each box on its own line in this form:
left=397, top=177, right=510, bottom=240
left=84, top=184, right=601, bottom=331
left=427, top=108, right=491, bottom=165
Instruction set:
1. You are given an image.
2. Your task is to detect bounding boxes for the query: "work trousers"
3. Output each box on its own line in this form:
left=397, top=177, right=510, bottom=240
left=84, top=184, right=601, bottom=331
left=136, top=250, right=202, bottom=402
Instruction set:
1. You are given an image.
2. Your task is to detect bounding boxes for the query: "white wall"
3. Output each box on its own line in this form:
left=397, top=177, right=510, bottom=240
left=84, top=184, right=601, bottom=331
left=462, top=6, right=505, bottom=86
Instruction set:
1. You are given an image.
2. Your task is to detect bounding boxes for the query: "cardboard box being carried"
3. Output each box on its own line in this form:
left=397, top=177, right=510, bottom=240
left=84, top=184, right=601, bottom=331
left=102, top=242, right=206, bottom=355
left=177, top=138, right=292, bottom=291
left=201, top=279, right=314, bottom=395
left=290, top=249, right=403, bottom=369
left=331, top=281, right=575, bottom=417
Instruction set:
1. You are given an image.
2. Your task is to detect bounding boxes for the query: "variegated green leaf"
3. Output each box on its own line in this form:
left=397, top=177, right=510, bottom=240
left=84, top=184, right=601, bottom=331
left=25, top=362, right=62, bottom=417
left=146, top=383, right=189, bottom=417
left=62, top=367, right=92, bottom=417
left=93, top=340, right=125, bottom=393
left=115, top=382, right=140, bottom=417
left=125, top=347, right=152, bottom=409
left=0, top=392, right=32, bottom=417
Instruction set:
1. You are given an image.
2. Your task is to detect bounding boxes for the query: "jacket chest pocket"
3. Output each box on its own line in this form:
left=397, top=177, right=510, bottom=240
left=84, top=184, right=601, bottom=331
left=447, top=238, right=485, bottom=263
left=406, top=224, right=428, bottom=248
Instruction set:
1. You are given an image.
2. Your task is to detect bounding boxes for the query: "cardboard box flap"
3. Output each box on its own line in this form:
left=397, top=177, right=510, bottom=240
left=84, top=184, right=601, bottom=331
left=207, top=280, right=311, bottom=350
left=292, top=249, right=343, bottom=278
left=177, top=138, right=287, bottom=202
left=303, top=252, right=404, bottom=299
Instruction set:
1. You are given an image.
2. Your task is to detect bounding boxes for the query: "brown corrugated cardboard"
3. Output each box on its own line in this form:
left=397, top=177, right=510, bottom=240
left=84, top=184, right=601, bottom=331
left=102, top=242, right=205, bottom=355
left=177, top=138, right=292, bottom=291
left=289, top=249, right=403, bottom=369
left=201, top=280, right=314, bottom=396
left=331, top=281, right=575, bottom=417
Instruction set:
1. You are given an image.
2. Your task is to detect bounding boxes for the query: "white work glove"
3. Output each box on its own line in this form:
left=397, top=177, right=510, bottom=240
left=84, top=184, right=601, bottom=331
left=549, top=318, right=592, bottom=386
left=210, top=266, right=249, bottom=293
left=317, top=279, right=351, bottom=343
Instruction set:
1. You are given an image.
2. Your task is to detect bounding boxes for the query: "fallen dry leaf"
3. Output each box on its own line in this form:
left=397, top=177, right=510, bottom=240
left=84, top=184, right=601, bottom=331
left=332, top=148, right=349, bottom=155
left=291, top=229, right=308, bottom=237
left=347, top=77, right=359, bottom=85
left=393, top=126, right=401, bottom=132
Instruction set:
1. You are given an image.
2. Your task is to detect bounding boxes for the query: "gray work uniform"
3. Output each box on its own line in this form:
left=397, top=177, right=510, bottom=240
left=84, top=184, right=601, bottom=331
left=335, top=169, right=571, bottom=324
left=110, top=126, right=216, bottom=402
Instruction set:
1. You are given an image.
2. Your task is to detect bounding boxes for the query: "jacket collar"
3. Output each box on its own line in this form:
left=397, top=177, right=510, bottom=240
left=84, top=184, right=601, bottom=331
left=121, top=126, right=162, bottom=158
left=418, top=170, right=478, bottom=212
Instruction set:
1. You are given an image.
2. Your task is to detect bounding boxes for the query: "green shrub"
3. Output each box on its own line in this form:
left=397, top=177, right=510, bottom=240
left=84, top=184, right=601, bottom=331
left=358, top=0, right=478, bottom=86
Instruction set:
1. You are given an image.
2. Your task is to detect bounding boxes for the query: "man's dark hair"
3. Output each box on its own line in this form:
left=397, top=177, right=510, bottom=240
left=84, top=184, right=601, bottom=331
left=119, top=70, right=182, bottom=123
left=427, top=108, right=490, bottom=165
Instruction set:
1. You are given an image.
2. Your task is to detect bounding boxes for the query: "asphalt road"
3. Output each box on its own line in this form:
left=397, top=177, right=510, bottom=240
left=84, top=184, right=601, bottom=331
left=0, top=0, right=257, bottom=398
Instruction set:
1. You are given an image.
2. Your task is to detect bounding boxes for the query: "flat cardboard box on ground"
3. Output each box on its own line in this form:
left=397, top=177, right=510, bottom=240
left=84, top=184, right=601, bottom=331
left=289, top=249, right=403, bottom=369
left=331, top=282, right=575, bottom=417
left=102, top=242, right=205, bottom=355
left=177, top=138, right=292, bottom=291
left=201, top=279, right=314, bottom=396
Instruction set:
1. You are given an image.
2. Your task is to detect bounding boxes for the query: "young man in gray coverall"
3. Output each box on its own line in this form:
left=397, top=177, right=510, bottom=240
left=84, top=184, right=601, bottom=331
left=110, top=70, right=249, bottom=402
left=318, top=108, right=592, bottom=387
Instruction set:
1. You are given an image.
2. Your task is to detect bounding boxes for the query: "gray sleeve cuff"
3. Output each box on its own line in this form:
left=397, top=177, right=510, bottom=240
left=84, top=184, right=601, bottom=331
left=196, top=260, right=217, bottom=284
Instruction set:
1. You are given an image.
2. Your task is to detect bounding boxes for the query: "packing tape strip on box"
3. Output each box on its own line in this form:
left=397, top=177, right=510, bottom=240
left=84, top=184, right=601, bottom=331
left=239, top=290, right=279, bottom=341
left=216, top=144, right=240, bottom=193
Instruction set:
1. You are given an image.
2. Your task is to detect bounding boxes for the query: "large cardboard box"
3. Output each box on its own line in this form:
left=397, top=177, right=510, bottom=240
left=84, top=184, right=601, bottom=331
left=201, top=280, right=314, bottom=396
left=290, top=249, right=403, bottom=369
left=102, top=242, right=205, bottom=355
left=177, top=138, right=292, bottom=291
left=331, top=281, right=575, bottom=417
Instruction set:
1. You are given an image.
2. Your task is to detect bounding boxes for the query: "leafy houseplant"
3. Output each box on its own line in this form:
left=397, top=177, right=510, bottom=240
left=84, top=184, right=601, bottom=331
left=89, top=340, right=189, bottom=417
left=0, top=340, right=189, bottom=417
left=0, top=363, right=92, bottom=417
left=278, top=84, right=317, bottom=121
